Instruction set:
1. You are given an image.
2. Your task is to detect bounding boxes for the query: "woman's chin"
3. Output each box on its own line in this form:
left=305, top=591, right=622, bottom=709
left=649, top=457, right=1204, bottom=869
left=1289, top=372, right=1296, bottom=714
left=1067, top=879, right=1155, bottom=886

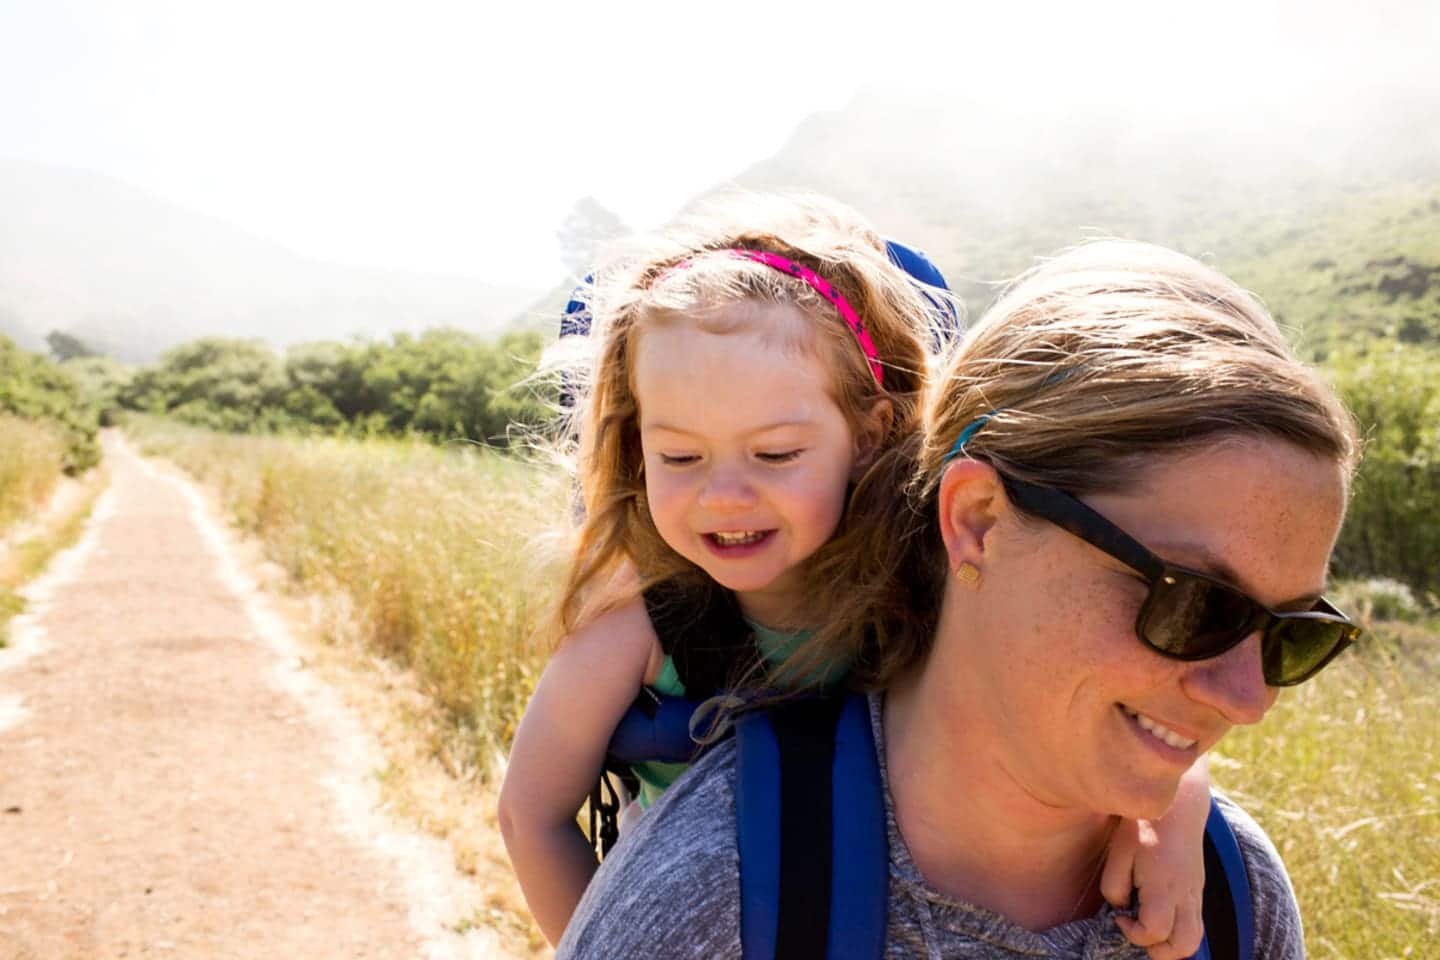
left=1100, top=774, right=1186, bottom=823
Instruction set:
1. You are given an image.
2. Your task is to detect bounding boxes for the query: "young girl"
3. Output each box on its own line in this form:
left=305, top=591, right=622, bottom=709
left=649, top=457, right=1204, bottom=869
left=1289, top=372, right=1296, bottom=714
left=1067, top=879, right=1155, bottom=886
left=498, top=194, right=1210, bottom=957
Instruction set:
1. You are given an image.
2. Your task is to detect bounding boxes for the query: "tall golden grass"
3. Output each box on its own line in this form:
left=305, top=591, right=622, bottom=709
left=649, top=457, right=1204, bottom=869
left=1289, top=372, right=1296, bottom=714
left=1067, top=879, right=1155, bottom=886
left=1215, top=628, right=1440, bottom=955
left=128, top=418, right=566, bottom=773
left=0, top=418, right=103, bottom=641
left=129, top=419, right=1438, bottom=954
left=0, top=413, right=65, bottom=536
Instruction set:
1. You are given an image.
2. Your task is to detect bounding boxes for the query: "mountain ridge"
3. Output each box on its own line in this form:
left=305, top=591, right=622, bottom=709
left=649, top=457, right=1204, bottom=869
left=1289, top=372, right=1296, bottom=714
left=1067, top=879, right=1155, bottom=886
left=727, top=86, right=1440, bottom=349
left=0, top=158, right=543, bottom=362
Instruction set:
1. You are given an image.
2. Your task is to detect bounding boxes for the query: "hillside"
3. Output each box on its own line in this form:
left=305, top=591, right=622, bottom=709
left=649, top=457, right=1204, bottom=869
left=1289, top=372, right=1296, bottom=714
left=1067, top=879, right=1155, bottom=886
left=0, top=159, right=542, bottom=362
left=732, top=88, right=1440, bottom=354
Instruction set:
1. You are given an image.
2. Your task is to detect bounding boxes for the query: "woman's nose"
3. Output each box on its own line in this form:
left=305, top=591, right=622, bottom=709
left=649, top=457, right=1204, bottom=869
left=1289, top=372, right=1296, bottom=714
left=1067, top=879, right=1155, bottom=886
left=697, top=463, right=757, bottom=511
left=1182, top=632, right=1278, bottom=726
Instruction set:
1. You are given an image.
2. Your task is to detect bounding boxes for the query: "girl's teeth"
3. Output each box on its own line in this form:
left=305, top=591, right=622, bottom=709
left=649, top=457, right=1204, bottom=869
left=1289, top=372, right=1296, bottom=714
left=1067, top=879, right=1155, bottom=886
left=1124, top=707, right=1197, bottom=750
left=711, top=531, right=765, bottom=546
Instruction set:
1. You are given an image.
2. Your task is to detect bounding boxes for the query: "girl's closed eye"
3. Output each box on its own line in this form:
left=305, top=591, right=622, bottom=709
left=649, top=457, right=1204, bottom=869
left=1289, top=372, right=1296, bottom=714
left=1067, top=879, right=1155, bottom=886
left=659, top=453, right=702, bottom=467
left=756, top=449, right=804, bottom=464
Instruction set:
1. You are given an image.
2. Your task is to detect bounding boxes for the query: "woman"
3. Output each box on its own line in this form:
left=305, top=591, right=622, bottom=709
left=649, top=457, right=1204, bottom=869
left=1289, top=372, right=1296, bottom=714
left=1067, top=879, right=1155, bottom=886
left=556, top=241, right=1360, bottom=959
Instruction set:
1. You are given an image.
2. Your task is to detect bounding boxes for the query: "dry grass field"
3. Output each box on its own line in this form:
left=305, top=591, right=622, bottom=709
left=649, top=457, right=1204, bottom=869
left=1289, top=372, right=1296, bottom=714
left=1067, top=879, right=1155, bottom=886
left=0, top=414, right=104, bottom=641
left=0, top=413, right=65, bottom=537
left=1216, top=622, right=1440, bottom=956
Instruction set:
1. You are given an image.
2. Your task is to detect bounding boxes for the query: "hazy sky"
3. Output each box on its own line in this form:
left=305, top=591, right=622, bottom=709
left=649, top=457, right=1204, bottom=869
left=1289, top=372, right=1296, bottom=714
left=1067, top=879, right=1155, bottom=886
left=2, top=0, right=1436, bottom=288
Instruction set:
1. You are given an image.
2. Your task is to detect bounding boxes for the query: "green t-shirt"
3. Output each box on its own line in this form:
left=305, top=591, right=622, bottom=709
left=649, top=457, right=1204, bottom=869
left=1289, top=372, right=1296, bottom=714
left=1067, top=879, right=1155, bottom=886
left=630, top=621, right=843, bottom=809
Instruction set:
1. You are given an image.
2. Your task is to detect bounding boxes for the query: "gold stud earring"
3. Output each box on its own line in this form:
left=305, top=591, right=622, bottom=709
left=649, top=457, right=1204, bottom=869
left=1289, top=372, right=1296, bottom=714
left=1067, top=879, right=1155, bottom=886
left=954, top=561, right=981, bottom=585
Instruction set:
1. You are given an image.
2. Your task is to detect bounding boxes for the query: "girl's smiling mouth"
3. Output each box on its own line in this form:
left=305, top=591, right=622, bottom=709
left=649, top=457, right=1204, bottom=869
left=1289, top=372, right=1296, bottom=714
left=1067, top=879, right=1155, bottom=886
left=705, top=530, right=775, bottom=552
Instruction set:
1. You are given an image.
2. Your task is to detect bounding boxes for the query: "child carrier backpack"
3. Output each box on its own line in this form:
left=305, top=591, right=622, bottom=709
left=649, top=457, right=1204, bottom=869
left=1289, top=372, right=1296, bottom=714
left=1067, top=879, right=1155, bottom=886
left=587, top=579, right=758, bottom=854
left=607, top=691, right=1257, bottom=960
left=731, top=693, right=1256, bottom=960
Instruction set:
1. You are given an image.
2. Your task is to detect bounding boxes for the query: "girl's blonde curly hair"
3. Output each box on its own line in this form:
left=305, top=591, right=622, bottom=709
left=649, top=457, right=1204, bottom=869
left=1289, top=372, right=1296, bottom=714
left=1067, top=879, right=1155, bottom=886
left=547, top=192, right=948, bottom=687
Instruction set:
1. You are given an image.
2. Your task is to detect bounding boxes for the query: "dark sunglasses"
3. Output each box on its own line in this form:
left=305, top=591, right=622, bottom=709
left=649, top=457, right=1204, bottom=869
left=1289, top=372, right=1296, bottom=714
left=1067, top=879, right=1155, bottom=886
left=999, top=473, right=1361, bottom=686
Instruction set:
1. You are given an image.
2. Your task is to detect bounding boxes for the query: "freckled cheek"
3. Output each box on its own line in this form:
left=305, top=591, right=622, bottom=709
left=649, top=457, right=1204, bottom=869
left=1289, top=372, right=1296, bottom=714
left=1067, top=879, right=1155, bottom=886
left=1026, top=573, right=1142, bottom=682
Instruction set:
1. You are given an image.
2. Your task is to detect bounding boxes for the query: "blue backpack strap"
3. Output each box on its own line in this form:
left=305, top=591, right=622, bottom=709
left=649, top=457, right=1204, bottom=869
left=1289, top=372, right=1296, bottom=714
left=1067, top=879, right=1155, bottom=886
left=1191, top=795, right=1256, bottom=960
left=826, top=694, right=888, bottom=958
left=558, top=274, right=594, bottom=415
left=736, top=697, right=784, bottom=958
left=605, top=689, right=710, bottom=765
left=591, top=690, right=719, bottom=858
left=560, top=274, right=595, bottom=339
left=883, top=239, right=959, bottom=350
left=736, top=693, right=888, bottom=960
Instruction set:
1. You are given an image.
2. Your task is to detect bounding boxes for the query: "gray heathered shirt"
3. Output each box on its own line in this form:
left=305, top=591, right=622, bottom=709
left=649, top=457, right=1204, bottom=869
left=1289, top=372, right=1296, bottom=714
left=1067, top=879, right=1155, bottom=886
left=558, top=696, right=1305, bottom=959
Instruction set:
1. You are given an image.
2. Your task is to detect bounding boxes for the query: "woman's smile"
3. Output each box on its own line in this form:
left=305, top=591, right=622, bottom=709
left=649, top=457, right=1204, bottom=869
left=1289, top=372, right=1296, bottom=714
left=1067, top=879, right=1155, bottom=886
left=1119, top=705, right=1200, bottom=758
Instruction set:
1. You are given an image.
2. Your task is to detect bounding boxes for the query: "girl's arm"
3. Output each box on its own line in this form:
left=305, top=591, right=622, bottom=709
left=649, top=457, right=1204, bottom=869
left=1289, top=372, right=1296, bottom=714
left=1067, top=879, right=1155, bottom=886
left=498, top=595, right=663, bottom=946
left=1100, top=755, right=1210, bottom=960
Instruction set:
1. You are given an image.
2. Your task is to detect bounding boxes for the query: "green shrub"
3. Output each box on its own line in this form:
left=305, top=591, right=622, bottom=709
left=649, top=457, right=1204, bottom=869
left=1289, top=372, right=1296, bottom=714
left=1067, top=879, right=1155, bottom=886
left=120, top=337, right=288, bottom=431
left=1327, top=344, right=1440, bottom=599
left=0, top=335, right=100, bottom=472
left=116, top=328, right=552, bottom=444
left=62, top=355, right=135, bottom=425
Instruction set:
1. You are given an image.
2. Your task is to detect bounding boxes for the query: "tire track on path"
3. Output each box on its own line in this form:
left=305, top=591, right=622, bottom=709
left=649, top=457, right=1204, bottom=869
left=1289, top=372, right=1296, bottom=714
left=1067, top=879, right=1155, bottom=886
left=1, top=434, right=507, bottom=959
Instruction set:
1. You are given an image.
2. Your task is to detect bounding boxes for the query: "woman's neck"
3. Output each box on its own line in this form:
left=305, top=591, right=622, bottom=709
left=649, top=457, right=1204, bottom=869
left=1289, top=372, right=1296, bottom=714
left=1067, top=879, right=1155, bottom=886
left=883, top=670, right=1118, bottom=930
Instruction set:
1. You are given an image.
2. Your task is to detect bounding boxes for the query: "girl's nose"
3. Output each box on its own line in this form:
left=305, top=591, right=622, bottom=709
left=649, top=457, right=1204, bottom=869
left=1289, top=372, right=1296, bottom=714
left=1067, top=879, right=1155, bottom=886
left=1181, top=632, right=1278, bottom=727
left=697, top=463, right=758, bottom=511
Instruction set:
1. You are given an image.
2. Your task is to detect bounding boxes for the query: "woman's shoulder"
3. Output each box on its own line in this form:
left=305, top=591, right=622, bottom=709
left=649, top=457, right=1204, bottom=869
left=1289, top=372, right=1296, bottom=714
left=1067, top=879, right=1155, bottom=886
left=556, top=742, right=744, bottom=959
left=1213, top=792, right=1306, bottom=959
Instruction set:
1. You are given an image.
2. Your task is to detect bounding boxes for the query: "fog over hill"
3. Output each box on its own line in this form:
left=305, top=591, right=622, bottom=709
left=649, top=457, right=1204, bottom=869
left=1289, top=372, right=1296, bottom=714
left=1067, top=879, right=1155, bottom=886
left=0, top=159, right=543, bottom=362
left=729, top=86, right=1440, bottom=327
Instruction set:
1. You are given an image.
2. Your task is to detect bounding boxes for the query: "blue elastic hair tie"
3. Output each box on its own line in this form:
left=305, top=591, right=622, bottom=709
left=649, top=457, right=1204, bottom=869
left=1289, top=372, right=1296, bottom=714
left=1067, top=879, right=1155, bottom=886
left=942, top=410, right=1003, bottom=464
left=941, top=367, right=1081, bottom=465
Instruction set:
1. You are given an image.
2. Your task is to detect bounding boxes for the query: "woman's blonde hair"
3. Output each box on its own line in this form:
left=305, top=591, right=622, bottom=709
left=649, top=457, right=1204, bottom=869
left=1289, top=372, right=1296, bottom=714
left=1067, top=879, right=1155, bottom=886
left=549, top=192, right=943, bottom=684
left=852, top=240, right=1362, bottom=687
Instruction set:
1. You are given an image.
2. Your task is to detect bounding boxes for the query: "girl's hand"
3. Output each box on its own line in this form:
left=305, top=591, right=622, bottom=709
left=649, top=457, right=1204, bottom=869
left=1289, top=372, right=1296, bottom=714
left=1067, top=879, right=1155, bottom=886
left=1099, top=756, right=1211, bottom=960
left=1100, top=817, right=1203, bottom=960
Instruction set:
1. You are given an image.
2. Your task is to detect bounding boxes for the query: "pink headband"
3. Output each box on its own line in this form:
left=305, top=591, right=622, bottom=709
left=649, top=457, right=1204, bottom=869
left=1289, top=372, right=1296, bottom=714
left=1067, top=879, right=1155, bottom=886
left=725, top=249, right=884, bottom=386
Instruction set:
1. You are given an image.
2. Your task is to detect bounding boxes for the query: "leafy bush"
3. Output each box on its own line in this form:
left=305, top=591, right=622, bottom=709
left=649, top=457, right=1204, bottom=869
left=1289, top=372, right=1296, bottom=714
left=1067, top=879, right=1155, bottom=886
left=0, top=335, right=100, bottom=471
left=62, top=355, right=134, bottom=425
left=1327, top=344, right=1440, bottom=600
left=116, top=328, right=551, bottom=444
left=120, top=337, right=289, bottom=431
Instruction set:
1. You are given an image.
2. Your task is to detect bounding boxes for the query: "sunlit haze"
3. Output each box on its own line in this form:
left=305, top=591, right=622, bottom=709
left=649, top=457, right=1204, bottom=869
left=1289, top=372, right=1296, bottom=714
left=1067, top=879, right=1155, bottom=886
left=2, top=0, right=1436, bottom=288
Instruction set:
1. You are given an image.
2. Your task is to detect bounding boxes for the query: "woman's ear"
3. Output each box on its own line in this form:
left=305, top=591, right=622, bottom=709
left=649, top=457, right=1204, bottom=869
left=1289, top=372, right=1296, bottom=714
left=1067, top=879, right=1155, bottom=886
left=938, top=458, right=1004, bottom=578
left=849, top=397, right=895, bottom=478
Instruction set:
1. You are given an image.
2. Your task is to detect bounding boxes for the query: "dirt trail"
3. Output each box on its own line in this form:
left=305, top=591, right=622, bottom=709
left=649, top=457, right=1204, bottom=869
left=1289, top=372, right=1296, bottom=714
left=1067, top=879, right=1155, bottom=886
left=0, top=435, right=507, bottom=959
